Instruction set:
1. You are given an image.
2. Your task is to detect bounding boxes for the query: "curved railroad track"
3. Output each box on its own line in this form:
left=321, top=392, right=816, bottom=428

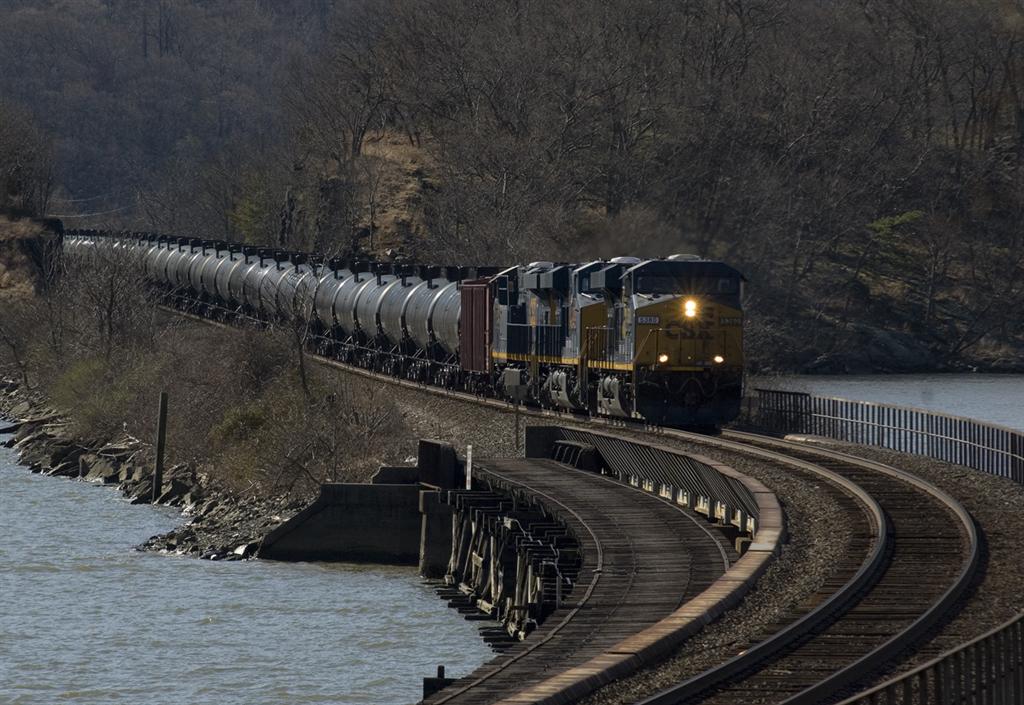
left=627, top=429, right=979, bottom=705
left=163, top=304, right=981, bottom=705
left=424, top=457, right=733, bottom=705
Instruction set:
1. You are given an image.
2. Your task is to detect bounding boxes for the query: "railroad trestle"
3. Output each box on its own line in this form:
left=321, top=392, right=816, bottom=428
left=442, top=488, right=581, bottom=640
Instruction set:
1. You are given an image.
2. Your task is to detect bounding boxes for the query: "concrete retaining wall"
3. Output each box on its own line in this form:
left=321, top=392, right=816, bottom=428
left=259, top=483, right=423, bottom=563
left=258, top=438, right=463, bottom=565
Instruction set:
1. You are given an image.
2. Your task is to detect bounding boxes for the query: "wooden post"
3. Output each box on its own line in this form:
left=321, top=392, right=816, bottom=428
left=465, top=445, right=473, bottom=490
left=152, top=391, right=168, bottom=503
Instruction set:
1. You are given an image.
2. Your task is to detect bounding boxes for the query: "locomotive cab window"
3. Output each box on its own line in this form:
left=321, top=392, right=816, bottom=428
left=635, top=275, right=739, bottom=296
left=634, top=275, right=679, bottom=294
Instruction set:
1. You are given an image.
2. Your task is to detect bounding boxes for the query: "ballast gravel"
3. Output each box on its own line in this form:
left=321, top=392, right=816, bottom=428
left=575, top=432, right=860, bottom=705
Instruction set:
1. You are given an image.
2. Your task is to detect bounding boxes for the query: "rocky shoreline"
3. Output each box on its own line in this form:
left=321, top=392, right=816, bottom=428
left=0, top=379, right=302, bottom=560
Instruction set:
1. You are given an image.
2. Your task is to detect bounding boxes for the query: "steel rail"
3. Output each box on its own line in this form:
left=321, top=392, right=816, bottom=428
left=833, top=611, right=1024, bottom=705
left=631, top=436, right=888, bottom=705
left=625, top=428, right=977, bottom=705
left=719, top=430, right=981, bottom=705
left=161, top=303, right=981, bottom=705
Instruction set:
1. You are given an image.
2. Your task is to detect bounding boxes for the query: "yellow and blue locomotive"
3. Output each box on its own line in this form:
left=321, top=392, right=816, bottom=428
left=462, top=256, right=745, bottom=428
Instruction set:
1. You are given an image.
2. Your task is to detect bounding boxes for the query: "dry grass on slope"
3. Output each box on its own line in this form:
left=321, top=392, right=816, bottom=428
left=0, top=214, right=53, bottom=301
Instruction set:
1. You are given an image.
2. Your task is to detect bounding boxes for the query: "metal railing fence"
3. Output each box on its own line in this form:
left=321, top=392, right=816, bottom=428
left=753, top=389, right=1024, bottom=486
left=837, top=613, right=1023, bottom=705
left=530, top=426, right=761, bottom=537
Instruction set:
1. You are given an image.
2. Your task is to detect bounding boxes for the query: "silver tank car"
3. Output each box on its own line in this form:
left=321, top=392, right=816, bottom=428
left=276, top=260, right=316, bottom=319
left=158, top=244, right=177, bottom=286
left=139, top=240, right=160, bottom=279
left=259, top=258, right=291, bottom=317
left=226, top=253, right=257, bottom=308
left=430, top=281, right=462, bottom=355
left=241, top=257, right=271, bottom=312
left=196, top=246, right=225, bottom=296
left=188, top=246, right=210, bottom=293
left=212, top=250, right=244, bottom=303
left=170, top=245, right=193, bottom=290
left=377, top=273, right=422, bottom=347
left=355, top=272, right=398, bottom=341
left=312, top=265, right=353, bottom=327
left=332, top=270, right=375, bottom=336
left=402, top=277, right=453, bottom=351
left=180, top=247, right=204, bottom=292
left=158, top=244, right=179, bottom=286
left=150, top=242, right=176, bottom=284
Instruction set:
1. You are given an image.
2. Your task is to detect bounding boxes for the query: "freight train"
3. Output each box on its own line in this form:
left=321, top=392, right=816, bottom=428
left=64, top=231, right=745, bottom=428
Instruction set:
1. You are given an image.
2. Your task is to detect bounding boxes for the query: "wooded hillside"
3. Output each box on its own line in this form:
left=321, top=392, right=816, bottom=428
left=1, top=0, right=1021, bottom=372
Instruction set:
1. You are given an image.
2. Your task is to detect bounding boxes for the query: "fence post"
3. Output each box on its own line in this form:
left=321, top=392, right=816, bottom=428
left=152, top=391, right=168, bottom=503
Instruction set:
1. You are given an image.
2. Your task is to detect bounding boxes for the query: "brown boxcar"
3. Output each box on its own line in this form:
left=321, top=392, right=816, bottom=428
left=459, top=279, right=492, bottom=372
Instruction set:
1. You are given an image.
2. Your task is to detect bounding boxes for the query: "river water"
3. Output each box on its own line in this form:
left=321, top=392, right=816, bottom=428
left=0, top=442, right=492, bottom=705
left=753, top=374, right=1024, bottom=432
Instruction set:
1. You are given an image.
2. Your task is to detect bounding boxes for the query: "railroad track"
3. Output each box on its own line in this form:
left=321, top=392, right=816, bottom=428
left=165, top=305, right=981, bottom=705
left=627, top=429, right=979, bottom=705
left=424, top=457, right=732, bottom=705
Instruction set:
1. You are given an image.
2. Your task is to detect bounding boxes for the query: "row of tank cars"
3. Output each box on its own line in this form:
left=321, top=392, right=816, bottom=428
left=64, top=231, right=746, bottom=428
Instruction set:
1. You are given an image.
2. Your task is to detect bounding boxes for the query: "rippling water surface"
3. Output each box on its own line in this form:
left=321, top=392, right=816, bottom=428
left=755, top=373, right=1024, bottom=431
left=0, top=442, right=492, bottom=704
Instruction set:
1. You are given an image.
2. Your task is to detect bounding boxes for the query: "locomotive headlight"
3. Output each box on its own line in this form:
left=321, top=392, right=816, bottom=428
left=657, top=353, right=670, bottom=364
left=713, top=355, right=725, bottom=364
left=684, top=299, right=698, bottom=318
